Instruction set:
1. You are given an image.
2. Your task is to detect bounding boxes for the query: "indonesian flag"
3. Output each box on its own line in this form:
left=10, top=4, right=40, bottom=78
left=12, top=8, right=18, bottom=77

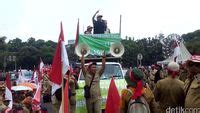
left=50, top=22, right=70, bottom=95
left=172, top=39, right=181, bottom=62
left=75, top=19, right=79, bottom=47
left=16, top=69, right=26, bottom=84
left=32, top=83, right=42, bottom=111
left=38, top=58, right=44, bottom=82
left=31, top=69, right=38, bottom=84
left=39, top=58, right=44, bottom=73
left=105, top=77, right=120, bottom=113
left=5, top=73, right=13, bottom=111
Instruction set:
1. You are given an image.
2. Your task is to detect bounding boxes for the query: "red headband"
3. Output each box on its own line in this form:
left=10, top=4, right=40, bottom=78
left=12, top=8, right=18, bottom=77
left=129, top=69, right=143, bottom=99
left=167, top=68, right=179, bottom=78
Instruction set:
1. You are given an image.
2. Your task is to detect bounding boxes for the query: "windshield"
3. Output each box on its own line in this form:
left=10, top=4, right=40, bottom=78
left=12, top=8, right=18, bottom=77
left=80, top=64, right=123, bottom=80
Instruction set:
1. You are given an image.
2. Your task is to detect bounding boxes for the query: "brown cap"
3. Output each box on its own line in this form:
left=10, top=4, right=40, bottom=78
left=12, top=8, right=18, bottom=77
left=87, top=25, right=93, bottom=30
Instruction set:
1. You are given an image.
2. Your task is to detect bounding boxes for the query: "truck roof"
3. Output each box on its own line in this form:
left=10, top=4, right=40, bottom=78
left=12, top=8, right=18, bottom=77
left=78, top=57, right=122, bottom=63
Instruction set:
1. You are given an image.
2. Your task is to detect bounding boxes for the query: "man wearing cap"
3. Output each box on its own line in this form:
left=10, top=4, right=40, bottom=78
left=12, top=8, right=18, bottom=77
left=84, top=25, right=93, bottom=34
left=81, top=50, right=106, bottom=113
left=120, top=68, right=157, bottom=113
left=184, top=55, right=200, bottom=108
left=153, top=62, right=184, bottom=113
left=92, top=10, right=106, bottom=34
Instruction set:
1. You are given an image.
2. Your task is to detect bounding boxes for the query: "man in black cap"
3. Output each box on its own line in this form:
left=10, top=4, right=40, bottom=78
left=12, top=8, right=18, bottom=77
left=92, top=10, right=107, bottom=34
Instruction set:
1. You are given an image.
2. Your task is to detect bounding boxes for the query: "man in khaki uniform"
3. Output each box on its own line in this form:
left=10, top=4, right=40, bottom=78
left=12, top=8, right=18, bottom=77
left=184, top=55, right=200, bottom=109
left=154, top=62, right=185, bottom=113
left=81, top=51, right=106, bottom=113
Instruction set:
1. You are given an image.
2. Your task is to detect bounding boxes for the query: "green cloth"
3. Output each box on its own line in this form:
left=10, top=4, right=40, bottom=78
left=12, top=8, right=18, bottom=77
left=78, top=33, right=121, bottom=56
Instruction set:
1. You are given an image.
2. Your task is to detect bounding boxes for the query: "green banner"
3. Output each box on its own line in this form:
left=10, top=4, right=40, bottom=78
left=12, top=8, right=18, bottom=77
left=78, top=33, right=121, bottom=56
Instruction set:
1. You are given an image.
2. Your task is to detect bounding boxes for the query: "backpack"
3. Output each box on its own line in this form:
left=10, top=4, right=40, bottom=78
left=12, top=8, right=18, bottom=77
left=127, top=89, right=150, bottom=113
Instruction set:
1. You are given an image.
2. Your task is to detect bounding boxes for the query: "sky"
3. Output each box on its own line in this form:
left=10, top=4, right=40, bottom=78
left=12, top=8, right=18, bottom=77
left=0, top=0, right=200, bottom=43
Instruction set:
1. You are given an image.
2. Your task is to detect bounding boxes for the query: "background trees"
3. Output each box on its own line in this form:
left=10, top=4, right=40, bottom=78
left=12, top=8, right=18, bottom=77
left=0, top=29, right=199, bottom=71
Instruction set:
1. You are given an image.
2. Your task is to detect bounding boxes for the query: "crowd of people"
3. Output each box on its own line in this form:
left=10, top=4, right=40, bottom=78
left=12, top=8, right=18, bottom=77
left=120, top=55, right=200, bottom=113
left=0, top=65, right=81, bottom=113
left=0, top=54, right=199, bottom=113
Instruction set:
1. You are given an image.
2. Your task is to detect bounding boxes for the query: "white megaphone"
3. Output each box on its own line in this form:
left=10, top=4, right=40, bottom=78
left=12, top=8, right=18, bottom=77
left=75, top=43, right=90, bottom=57
left=110, top=43, right=125, bottom=57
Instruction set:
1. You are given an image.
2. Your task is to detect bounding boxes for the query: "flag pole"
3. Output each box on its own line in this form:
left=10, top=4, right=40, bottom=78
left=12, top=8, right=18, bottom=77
left=119, top=15, right=122, bottom=37
left=75, top=18, right=79, bottom=47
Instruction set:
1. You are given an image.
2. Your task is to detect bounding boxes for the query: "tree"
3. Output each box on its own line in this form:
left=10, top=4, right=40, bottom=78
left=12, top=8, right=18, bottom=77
left=181, top=30, right=200, bottom=54
left=17, top=46, right=41, bottom=69
left=0, top=36, right=7, bottom=52
left=7, top=38, right=23, bottom=52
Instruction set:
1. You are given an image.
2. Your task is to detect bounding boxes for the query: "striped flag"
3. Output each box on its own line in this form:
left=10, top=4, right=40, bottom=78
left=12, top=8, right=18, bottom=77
left=5, top=73, right=13, bottom=112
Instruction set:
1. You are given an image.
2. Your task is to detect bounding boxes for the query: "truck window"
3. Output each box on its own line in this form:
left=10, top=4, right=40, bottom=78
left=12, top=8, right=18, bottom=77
left=79, top=64, right=123, bottom=80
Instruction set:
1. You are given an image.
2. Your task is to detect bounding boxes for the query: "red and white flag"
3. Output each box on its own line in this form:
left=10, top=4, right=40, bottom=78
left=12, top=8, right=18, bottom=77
left=172, top=39, right=181, bottom=62
left=17, top=69, right=26, bottom=84
left=105, top=77, right=120, bottom=113
left=38, top=58, right=44, bottom=82
left=32, top=83, right=42, bottom=111
left=39, top=58, right=44, bottom=73
left=31, top=69, right=38, bottom=84
left=5, top=73, right=13, bottom=112
left=50, top=22, right=70, bottom=95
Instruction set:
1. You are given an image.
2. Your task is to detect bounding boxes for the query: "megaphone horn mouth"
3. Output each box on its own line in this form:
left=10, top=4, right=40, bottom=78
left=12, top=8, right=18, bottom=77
left=114, top=48, right=120, bottom=54
left=82, top=49, right=87, bottom=55
left=110, top=43, right=124, bottom=57
left=75, top=43, right=90, bottom=57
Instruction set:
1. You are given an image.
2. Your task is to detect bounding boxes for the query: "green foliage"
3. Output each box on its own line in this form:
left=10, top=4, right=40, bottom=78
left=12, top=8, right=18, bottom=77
left=0, top=37, right=56, bottom=71
left=182, top=30, right=200, bottom=55
left=121, top=37, right=164, bottom=68
left=0, top=29, right=199, bottom=71
left=184, top=36, right=200, bottom=55
left=0, top=36, right=7, bottom=52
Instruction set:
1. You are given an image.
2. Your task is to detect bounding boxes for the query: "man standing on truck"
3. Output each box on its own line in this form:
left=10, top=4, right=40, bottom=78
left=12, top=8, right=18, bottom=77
left=92, top=10, right=107, bottom=34
left=81, top=50, right=106, bottom=113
